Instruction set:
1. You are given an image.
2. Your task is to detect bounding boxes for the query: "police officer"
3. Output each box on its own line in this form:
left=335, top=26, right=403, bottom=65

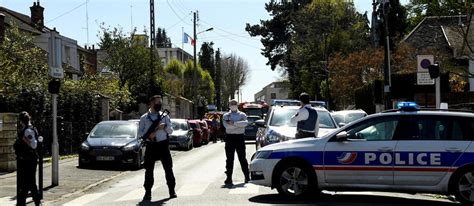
left=291, top=92, right=319, bottom=138
left=138, top=95, right=176, bottom=201
left=15, top=111, right=41, bottom=206
left=222, top=99, right=249, bottom=185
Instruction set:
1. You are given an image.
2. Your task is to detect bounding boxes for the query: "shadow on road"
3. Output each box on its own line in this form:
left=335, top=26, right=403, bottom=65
left=137, top=197, right=171, bottom=206
left=248, top=193, right=458, bottom=206
left=76, top=163, right=137, bottom=172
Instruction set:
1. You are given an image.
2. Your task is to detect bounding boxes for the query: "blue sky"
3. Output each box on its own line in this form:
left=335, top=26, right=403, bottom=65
left=1, top=0, right=407, bottom=102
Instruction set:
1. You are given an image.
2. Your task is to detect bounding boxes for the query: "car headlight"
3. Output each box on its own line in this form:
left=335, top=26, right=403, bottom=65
left=122, top=143, right=137, bottom=151
left=80, top=142, right=90, bottom=151
left=266, top=129, right=289, bottom=142
left=254, top=151, right=272, bottom=159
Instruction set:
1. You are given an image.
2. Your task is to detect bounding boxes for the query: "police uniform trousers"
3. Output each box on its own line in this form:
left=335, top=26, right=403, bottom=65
left=225, top=134, right=249, bottom=179
left=17, top=158, right=40, bottom=206
left=143, top=139, right=176, bottom=193
left=296, top=130, right=314, bottom=139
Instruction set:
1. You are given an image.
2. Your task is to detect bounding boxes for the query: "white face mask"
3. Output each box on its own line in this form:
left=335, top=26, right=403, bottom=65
left=230, top=105, right=238, bottom=112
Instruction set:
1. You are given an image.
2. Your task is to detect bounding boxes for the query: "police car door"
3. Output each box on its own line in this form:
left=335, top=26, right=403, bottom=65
left=323, top=115, right=399, bottom=185
left=394, top=115, right=470, bottom=186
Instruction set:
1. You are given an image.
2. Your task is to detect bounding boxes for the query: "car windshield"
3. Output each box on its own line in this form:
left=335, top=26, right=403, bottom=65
left=332, top=112, right=366, bottom=124
left=90, top=123, right=136, bottom=138
left=189, top=123, right=198, bottom=129
left=171, top=121, right=188, bottom=130
left=270, top=108, right=336, bottom=128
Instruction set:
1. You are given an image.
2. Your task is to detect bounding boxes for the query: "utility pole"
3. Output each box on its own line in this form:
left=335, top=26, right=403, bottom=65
left=215, top=49, right=222, bottom=110
left=382, top=0, right=391, bottom=109
left=149, top=0, right=155, bottom=91
left=193, top=11, right=197, bottom=118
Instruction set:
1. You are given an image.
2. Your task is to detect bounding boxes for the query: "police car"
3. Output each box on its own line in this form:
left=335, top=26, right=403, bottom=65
left=250, top=102, right=474, bottom=205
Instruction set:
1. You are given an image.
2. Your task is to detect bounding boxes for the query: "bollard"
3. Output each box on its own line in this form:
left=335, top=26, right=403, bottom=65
left=38, top=136, right=43, bottom=200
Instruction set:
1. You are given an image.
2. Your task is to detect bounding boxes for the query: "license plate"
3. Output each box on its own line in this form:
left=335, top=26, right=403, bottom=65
left=96, top=156, right=114, bottom=161
left=169, top=145, right=177, bottom=148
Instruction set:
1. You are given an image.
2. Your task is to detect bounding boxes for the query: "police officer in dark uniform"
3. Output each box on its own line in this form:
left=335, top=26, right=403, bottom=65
left=222, top=99, right=249, bottom=185
left=14, top=111, right=41, bottom=206
left=138, top=95, right=176, bottom=201
left=291, top=93, right=319, bottom=138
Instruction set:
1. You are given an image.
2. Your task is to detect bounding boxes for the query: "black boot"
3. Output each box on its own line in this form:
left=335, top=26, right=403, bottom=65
left=169, top=189, right=177, bottom=199
left=143, top=190, right=151, bottom=201
left=224, top=177, right=233, bottom=185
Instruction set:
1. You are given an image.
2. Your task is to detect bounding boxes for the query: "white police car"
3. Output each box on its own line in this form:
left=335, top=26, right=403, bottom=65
left=250, top=102, right=474, bottom=205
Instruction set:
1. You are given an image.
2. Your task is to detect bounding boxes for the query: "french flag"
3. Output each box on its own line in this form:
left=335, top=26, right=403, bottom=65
left=183, top=32, right=195, bottom=46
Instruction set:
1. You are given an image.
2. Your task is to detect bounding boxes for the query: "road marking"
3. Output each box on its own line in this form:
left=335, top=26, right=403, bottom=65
left=228, top=183, right=260, bottom=194
left=63, top=192, right=106, bottom=206
left=115, top=188, right=143, bottom=202
left=0, top=196, right=15, bottom=206
left=176, top=183, right=210, bottom=196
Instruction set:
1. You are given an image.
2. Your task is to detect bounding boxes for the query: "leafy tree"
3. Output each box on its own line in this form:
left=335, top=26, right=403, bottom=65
left=291, top=0, right=371, bottom=101
left=182, top=60, right=215, bottom=103
left=406, top=0, right=468, bottom=30
left=215, top=48, right=222, bottom=110
left=375, top=0, right=409, bottom=48
left=199, top=42, right=215, bottom=76
left=163, top=59, right=185, bottom=96
left=156, top=27, right=172, bottom=48
left=98, top=25, right=163, bottom=102
left=246, top=0, right=311, bottom=98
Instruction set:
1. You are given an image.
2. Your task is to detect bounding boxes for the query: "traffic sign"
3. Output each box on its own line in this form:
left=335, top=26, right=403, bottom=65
left=417, top=55, right=434, bottom=73
left=49, top=66, right=64, bottom=79
left=417, top=72, right=435, bottom=85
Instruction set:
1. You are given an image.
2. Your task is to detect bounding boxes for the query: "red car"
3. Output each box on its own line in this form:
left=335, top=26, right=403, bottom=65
left=198, top=120, right=210, bottom=144
left=187, top=120, right=203, bottom=147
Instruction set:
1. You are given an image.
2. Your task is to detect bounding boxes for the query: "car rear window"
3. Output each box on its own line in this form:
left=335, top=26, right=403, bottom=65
left=269, top=108, right=336, bottom=128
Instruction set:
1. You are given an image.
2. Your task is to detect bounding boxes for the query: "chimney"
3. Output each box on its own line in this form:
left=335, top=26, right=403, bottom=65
left=0, top=13, right=5, bottom=44
left=30, top=1, right=44, bottom=28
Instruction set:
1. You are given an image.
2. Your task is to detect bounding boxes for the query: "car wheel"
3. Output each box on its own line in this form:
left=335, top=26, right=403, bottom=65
left=134, top=150, right=143, bottom=170
left=187, top=140, right=193, bottom=151
left=275, top=162, right=317, bottom=198
left=452, top=168, right=474, bottom=205
left=78, top=158, right=87, bottom=168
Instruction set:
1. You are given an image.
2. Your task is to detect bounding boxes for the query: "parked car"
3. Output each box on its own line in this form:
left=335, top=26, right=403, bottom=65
left=255, top=106, right=338, bottom=149
left=78, top=120, right=144, bottom=169
left=187, top=120, right=203, bottom=147
left=244, top=115, right=262, bottom=141
left=169, top=119, right=193, bottom=151
left=198, top=120, right=210, bottom=144
left=331, top=109, right=368, bottom=127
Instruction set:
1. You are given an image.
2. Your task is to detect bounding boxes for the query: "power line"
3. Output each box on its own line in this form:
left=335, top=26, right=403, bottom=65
left=165, top=13, right=192, bottom=31
left=46, top=1, right=87, bottom=23
left=166, top=0, right=192, bottom=26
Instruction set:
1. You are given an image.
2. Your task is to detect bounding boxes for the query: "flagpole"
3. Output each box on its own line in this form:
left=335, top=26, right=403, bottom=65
left=182, top=27, right=184, bottom=50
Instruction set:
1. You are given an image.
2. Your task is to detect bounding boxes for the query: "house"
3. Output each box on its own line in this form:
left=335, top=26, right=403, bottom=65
left=157, top=47, right=193, bottom=66
left=254, top=81, right=290, bottom=104
left=398, top=11, right=474, bottom=107
left=0, top=2, right=85, bottom=79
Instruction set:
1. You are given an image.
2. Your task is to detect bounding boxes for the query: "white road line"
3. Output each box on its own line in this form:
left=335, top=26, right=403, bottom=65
left=176, top=183, right=210, bottom=196
left=115, top=188, right=143, bottom=202
left=228, top=183, right=260, bottom=194
left=63, top=192, right=106, bottom=206
left=0, top=196, right=15, bottom=206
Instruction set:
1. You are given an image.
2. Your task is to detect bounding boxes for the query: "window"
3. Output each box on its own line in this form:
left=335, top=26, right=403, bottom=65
left=271, top=93, right=276, bottom=99
left=392, top=116, right=467, bottom=141
left=347, top=117, right=399, bottom=141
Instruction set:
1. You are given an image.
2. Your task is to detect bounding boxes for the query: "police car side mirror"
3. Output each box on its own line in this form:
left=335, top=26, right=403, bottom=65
left=335, top=131, right=348, bottom=141
left=338, top=122, right=346, bottom=127
left=255, top=119, right=266, bottom=128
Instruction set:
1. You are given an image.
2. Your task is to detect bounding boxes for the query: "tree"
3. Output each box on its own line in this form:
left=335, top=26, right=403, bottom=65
left=215, top=48, right=222, bottom=110
left=182, top=60, right=215, bottom=103
left=291, top=0, right=371, bottom=101
left=221, top=54, right=249, bottom=104
left=163, top=59, right=185, bottom=97
left=406, top=0, right=467, bottom=30
left=156, top=27, right=172, bottom=48
left=199, top=42, right=215, bottom=76
left=376, top=0, right=409, bottom=48
left=98, top=25, right=163, bottom=101
left=246, top=0, right=311, bottom=98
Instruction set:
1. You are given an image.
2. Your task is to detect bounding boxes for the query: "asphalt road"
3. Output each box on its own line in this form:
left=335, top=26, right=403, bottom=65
left=50, top=141, right=459, bottom=206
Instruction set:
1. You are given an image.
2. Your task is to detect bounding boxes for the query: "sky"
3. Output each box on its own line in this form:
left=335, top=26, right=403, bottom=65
left=0, top=0, right=407, bottom=102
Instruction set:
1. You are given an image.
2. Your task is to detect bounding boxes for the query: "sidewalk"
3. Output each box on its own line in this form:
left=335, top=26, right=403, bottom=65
left=0, top=157, right=130, bottom=205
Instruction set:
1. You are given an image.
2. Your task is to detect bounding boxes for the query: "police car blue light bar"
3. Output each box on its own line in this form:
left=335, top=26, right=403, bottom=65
left=396, top=101, right=420, bottom=111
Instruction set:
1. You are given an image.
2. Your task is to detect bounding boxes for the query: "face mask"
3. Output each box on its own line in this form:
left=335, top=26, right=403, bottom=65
left=230, top=105, right=238, bottom=112
left=154, top=104, right=162, bottom=112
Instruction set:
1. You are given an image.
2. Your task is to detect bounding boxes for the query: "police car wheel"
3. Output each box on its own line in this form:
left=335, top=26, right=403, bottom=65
left=453, top=169, right=474, bottom=205
left=275, top=162, right=316, bottom=198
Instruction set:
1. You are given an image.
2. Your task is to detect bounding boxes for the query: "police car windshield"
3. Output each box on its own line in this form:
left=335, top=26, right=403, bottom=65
left=269, top=108, right=336, bottom=128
